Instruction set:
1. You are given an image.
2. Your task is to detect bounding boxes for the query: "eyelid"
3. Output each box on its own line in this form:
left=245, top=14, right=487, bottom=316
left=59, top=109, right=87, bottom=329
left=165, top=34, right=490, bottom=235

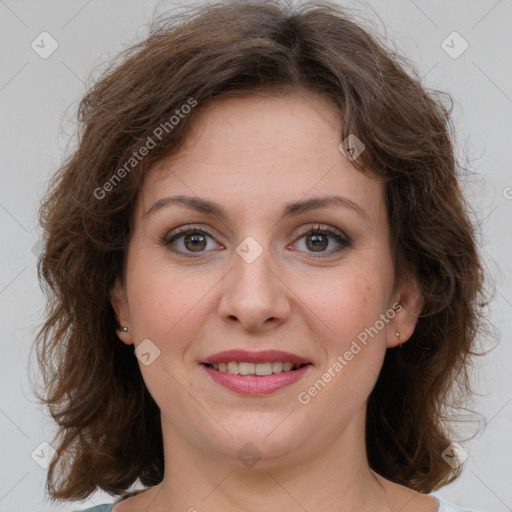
left=161, top=224, right=224, bottom=249
left=161, top=223, right=351, bottom=258
left=291, top=223, right=352, bottom=244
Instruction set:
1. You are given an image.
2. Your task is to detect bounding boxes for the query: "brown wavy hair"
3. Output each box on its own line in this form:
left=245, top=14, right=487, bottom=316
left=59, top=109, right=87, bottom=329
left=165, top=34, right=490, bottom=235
left=34, top=0, right=493, bottom=502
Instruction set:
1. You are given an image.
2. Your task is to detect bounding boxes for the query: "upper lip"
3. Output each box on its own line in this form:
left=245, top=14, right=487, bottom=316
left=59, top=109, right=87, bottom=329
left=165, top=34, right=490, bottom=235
left=202, top=349, right=311, bottom=365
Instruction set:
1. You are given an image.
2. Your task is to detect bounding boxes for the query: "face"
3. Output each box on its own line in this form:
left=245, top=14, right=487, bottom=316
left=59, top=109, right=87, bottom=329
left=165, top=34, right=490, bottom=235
left=111, top=90, right=421, bottom=469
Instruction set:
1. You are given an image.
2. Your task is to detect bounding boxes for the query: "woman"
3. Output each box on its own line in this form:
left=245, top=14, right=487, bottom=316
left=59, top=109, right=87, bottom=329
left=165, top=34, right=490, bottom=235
left=35, top=1, right=490, bottom=511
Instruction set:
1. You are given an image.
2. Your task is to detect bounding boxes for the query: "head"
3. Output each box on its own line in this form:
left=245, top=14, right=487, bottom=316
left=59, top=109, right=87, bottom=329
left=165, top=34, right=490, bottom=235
left=36, top=0, right=488, bottom=501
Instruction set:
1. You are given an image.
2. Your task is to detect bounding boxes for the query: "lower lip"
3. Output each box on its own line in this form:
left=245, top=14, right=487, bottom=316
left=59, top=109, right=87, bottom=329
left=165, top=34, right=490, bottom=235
left=201, top=364, right=311, bottom=396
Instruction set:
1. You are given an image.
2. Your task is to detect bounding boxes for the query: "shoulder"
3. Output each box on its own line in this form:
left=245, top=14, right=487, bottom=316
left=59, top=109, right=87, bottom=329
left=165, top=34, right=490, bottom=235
left=435, top=495, right=482, bottom=512
left=74, top=505, right=113, bottom=512
left=74, top=489, right=147, bottom=511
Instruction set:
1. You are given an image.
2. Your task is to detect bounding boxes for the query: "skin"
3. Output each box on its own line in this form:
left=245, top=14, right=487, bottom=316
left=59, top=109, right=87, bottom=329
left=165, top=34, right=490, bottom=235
left=110, top=90, right=435, bottom=512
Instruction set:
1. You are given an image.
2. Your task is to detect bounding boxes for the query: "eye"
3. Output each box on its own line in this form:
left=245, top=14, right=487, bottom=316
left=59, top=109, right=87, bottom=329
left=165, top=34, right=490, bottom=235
left=290, top=225, right=351, bottom=258
left=161, top=226, right=222, bottom=257
left=162, top=223, right=351, bottom=259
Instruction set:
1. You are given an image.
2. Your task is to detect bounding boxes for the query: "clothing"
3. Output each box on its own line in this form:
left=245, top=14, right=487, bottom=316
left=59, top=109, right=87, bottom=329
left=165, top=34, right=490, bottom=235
left=76, top=506, right=112, bottom=512
left=75, top=495, right=481, bottom=511
left=434, top=496, right=481, bottom=512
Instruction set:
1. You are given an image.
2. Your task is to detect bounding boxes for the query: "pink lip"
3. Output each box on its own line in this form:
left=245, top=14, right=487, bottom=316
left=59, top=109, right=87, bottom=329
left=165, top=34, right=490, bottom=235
left=202, top=363, right=311, bottom=396
left=202, top=349, right=310, bottom=365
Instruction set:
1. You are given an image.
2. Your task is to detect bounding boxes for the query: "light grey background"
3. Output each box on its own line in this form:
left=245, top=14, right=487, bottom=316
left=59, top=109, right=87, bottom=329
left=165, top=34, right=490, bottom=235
left=0, top=1, right=511, bottom=511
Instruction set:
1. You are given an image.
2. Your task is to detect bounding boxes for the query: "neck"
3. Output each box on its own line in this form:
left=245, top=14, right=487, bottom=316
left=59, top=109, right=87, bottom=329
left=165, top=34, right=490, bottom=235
left=150, top=409, right=392, bottom=512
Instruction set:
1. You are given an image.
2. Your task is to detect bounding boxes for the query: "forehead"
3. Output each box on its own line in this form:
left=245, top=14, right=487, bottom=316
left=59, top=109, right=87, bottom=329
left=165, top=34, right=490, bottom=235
left=136, top=92, right=386, bottom=228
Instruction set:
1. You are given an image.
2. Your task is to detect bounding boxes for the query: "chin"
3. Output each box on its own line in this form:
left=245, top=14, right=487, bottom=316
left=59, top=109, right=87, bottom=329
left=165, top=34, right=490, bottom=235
left=208, top=417, right=313, bottom=468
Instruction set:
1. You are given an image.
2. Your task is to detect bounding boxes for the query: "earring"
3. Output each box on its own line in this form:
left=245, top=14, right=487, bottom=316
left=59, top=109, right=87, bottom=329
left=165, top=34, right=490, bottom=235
left=121, top=327, right=128, bottom=333
left=396, top=332, right=403, bottom=348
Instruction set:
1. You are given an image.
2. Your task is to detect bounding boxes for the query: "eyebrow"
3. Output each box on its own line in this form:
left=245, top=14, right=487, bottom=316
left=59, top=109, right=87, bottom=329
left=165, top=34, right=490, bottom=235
left=144, top=194, right=368, bottom=221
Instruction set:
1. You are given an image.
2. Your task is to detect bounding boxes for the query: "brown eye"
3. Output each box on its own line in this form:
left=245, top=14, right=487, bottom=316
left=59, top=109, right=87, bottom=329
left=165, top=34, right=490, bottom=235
left=162, top=227, right=220, bottom=256
left=305, top=233, right=329, bottom=252
left=291, top=225, right=351, bottom=258
left=161, top=224, right=350, bottom=259
left=183, top=233, right=207, bottom=252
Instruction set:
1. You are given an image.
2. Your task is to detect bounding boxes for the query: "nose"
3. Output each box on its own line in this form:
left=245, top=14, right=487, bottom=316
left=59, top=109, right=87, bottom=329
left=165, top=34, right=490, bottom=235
left=217, top=243, right=291, bottom=332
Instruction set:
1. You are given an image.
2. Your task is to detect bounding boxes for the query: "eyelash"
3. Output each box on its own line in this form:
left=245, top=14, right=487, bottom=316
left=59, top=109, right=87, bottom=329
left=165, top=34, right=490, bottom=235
left=161, top=224, right=351, bottom=259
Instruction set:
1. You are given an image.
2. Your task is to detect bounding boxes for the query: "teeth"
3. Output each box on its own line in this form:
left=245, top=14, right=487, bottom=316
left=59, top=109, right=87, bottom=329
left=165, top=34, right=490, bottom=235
left=272, top=362, right=283, bottom=373
left=227, top=361, right=239, bottom=374
left=239, top=362, right=255, bottom=375
left=255, top=362, right=272, bottom=376
left=209, top=361, right=302, bottom=375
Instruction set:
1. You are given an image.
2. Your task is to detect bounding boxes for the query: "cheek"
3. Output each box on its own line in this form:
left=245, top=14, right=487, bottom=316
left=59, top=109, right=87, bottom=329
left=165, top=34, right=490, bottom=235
left=125, top=264, right=213, bottom=408
left=296, top=269, right=390, bottom=349
left=291, top=275, right=391, bottom=437
left=126, top=259, right=218, bottom=352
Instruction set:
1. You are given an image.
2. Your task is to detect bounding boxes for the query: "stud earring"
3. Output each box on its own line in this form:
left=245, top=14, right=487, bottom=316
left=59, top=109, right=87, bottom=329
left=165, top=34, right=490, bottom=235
left=121, top=327, right=128, bottom=333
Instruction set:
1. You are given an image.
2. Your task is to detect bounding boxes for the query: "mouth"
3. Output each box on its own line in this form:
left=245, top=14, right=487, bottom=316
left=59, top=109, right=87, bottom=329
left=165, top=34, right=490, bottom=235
left=200, top=349, right=312, bottom=395
left=200, top=353, right=313, bottom=395
left=202, top=361, right=311, bottom=376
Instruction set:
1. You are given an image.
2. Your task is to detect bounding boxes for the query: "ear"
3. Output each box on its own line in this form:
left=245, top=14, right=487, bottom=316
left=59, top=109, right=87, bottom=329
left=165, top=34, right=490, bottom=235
left=110, top=277, right=134, bottom=345
left=386, top=272, right=423, bottom=349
